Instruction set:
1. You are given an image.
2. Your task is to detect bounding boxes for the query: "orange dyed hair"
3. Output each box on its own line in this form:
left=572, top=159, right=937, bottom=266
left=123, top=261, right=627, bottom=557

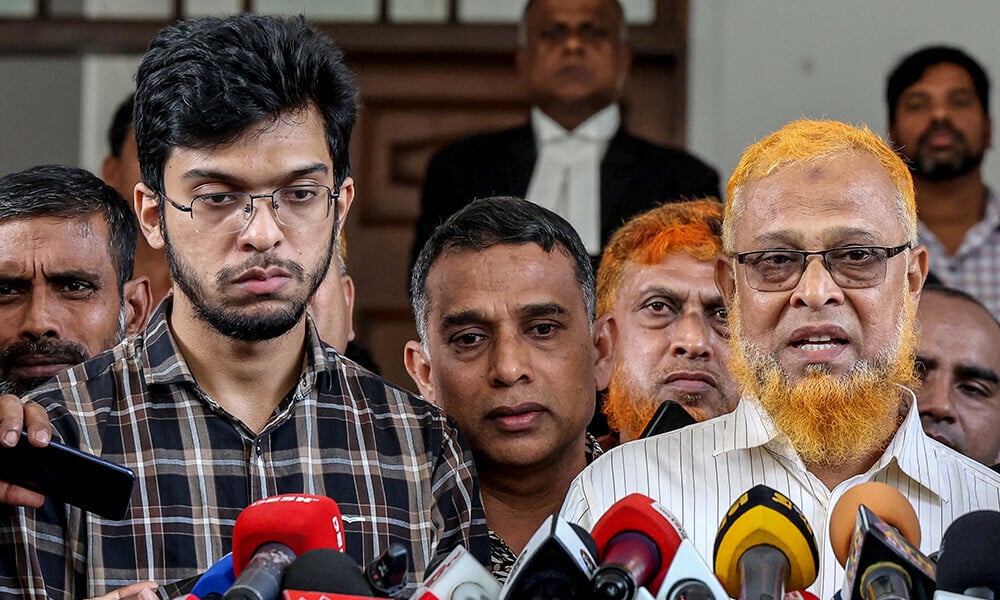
left=723, top=119, right=917, bottom=253
left=596, top=198, right=724, bottom=315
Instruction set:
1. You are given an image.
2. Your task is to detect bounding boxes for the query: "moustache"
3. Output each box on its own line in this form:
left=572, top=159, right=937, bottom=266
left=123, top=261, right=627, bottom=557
left=918, top=120, right=968, bottom=147
left=1, top=339, right=89, bottom=369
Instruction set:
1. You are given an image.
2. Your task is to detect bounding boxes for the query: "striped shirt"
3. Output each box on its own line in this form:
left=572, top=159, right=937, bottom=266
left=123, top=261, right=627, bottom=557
left=920, top=188, right=1000, bottom=319
left=561, top=390, right=1000, bottom=599
left=0, top=302, right=489, bottom=599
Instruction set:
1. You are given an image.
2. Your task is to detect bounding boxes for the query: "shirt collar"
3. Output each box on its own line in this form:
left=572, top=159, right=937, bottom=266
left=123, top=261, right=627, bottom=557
left=531, top=103, right=621, bottom=144
left=717, top=387, right=945, bottom=501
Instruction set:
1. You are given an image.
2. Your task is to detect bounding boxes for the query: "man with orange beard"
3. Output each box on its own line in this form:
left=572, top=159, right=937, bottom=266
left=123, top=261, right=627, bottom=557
left=596, top=199, right=738, bottom=447
left=562, top=119, right=1000, bottom=598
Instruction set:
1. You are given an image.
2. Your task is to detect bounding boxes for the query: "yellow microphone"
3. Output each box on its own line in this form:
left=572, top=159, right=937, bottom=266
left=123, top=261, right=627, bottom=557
left=714, top=484, right=820, bottom=600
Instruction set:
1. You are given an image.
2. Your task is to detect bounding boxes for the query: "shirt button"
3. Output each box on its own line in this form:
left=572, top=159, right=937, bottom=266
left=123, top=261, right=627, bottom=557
left=255, top=443, right=263, bottom=456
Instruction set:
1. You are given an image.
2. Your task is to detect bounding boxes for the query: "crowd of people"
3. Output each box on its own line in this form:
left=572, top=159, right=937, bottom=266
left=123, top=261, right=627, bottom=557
left=0, top=0, right=998, bottom=598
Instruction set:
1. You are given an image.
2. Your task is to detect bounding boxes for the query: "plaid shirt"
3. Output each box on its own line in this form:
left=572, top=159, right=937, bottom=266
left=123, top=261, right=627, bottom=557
left=0, top=302, right=489, bottom=599
left=920, top=187, right=1000, bottom=319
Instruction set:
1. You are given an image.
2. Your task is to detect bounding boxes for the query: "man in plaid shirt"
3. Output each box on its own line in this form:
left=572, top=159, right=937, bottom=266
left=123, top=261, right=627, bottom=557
left=0, top=14, right=488, bottom=599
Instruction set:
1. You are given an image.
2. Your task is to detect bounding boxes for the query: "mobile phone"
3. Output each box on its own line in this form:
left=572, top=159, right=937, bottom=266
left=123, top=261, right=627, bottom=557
left=639, top=401, right=697, bottom=439
left=0, top=430, right=136, bottom=520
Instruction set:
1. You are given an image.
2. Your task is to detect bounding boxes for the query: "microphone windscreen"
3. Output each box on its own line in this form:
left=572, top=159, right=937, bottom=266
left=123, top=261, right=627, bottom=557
left=713, top=484, right=819, bottom=597
left=190, top=553, right=235, bottom=598
left=828, top=482, right=920, bottom=566
left=231, top=494, right=346, bottom=576
left=936, top=510, right=1000, bottom=594
left=590, top=493, right=685, bottom=594
left=282, top=548, right=375, bottom=595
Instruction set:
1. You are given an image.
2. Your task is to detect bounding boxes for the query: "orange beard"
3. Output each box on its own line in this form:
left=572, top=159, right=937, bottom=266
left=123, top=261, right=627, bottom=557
left=728, top=287, right=919, bottom=467
left=604, top=363, right=711, bottom=441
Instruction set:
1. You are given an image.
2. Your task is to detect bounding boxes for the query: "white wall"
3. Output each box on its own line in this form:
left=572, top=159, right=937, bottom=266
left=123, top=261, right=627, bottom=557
left=687, top=0, right=1000, bottom=197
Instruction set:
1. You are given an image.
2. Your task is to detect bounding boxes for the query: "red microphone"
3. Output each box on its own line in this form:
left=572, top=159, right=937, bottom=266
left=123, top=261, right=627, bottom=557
left=225, top=494, right=346, bottom=600
left=590, top=493, right=685, bottom=598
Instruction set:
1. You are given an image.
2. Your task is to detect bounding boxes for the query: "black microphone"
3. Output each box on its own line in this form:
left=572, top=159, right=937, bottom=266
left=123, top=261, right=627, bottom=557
left=499, top=514, right=599, bottom=600
left=281, top=548, right=378, bottom=597
left=366, top=543, right=409, bottom=597
left=935, top=511, right=1000, bottom=600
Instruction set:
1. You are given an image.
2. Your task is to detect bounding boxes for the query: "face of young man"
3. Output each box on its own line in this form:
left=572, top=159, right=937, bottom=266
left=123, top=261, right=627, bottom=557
left=717, top=151, right=928, bottom=466
left=517, top=0, right=630, bottom=122
left=405, top=242, right=612, bottom=471
left=916, top=292, right=1000, bottom=465
left=0, top=214, right=147, bottom=394
left=137, top=105, right=354, bottom=342
left=889, top=62, right=992, bottom=181
left=605, top=253, right=738, bottom=440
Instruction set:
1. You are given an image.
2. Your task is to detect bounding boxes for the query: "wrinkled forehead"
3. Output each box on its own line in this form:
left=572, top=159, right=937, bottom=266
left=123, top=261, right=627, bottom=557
left=733, top=154, right=906, bottom=247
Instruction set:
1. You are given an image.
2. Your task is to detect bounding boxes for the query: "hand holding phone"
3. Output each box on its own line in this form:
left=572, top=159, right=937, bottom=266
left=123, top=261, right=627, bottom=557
left=0, top=431, right=136, bottom=520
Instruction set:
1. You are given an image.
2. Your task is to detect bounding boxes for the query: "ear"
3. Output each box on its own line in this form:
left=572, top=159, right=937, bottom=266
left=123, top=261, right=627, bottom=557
left=616, top=43, right=632, bottom=95
left=101, top=155, right=119, bottom=188
left=122, top=276, right=153, bottom=334
left=341, top=274, right=357, bottom=343
left=515, top=46, right=528, bottom=82
left=335, top=176, right=355, bottom=237
left=403, top=340, right=436, bottom=404
left=135, top=182, right=164, bottom=250
left=592, top=312, right=615, bottom=392
left=715, top=255, right=736, bottom=308
left=907, top=244, right=929, bottom=300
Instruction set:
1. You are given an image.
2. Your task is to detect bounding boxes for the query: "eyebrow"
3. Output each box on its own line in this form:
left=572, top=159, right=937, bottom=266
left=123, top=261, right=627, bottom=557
left=180, top=163, right=330, bottom=186
left=955, top=364, right=1000, bottom=385
left=752, top=227, right=879, bottom=248
left=439, top=302, right=569, bottom=330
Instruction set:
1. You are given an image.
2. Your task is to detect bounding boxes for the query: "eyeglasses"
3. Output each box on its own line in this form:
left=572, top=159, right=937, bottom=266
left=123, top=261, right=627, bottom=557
left=161, top=184, right=338, bottom=235
left=735, top=244, right=911, bottom=292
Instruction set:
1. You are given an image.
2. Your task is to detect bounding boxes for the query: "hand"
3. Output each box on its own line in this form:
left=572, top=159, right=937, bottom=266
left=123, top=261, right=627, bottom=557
left=0, top=395, right=53, bottom=507
left=86, top=581, right=159, bottom=600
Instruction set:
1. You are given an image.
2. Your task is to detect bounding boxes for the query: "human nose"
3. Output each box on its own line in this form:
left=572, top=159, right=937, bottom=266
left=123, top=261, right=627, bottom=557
left=788, top=256, right=845, bottom=308
left=489, top=333, right=532, bottom=387
left=19, top=289, right=62, bottom=341
left=237, top=196, right=284, bottom=252
left=669, top=312, right=713, bottom=360
left=918, top=375, right=956, bottom=423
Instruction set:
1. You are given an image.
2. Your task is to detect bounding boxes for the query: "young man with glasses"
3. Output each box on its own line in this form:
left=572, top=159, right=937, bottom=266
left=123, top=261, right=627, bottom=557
left=0, top=14, right=487, bottom=600
left=562, top=119, right=1000, bottom=599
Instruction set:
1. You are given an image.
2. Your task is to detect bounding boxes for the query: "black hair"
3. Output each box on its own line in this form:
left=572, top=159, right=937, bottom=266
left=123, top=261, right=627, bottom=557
left=0, top=164, right=137, bottom=293
left=921, top=283, right=1000, bottom=328
left=410, top=196, right=595, bottom=343
left=886, top=45, right=990, bottom=125
left=107, top=93, right=134, bottom=159
left=133, top=14, right=358, bottom=194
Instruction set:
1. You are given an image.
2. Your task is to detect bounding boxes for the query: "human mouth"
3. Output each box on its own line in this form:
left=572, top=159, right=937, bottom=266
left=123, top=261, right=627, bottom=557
left=788, top=326, right=850, bottom=361
left=7, top=354, right=79, bottom=379
left=487, top=403, right=547, bottom=432
left=233, top=267, right=292, bottom=295
left=662, top=371, right=718, bottom=393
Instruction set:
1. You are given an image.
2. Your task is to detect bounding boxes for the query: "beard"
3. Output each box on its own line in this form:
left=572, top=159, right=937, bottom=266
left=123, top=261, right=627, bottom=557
left=604, top=363, right=713, bottom=441
left=727, top=287, right=919, bottom=467
left=163, top=225, right=333, bottom=342
left=907, top=121, right=985, bottom=181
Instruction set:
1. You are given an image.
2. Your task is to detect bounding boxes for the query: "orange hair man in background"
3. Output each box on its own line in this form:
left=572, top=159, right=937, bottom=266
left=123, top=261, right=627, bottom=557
left=596, top=199, right=738, bottom=446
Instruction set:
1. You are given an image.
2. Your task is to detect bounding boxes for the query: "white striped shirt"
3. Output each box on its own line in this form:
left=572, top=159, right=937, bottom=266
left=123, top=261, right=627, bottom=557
left=561, top=389, right=1000, bottom=599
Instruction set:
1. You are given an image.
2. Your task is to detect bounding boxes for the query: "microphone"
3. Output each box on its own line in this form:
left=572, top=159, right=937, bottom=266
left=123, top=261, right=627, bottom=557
left=827, top=482, right=935, bottom=600
left=225, top=494, right=347, bottom=600
left=281, top=548, right=378, bottom=599
left=185, top=554, right=236, bottom=599
left=589, top=493, right=684, bottom=598
left=713, top=484, right=820, bottom=600
left=934, top=511, right=1000, bottom=600
left=413, top=545, right=500, bottom=600
left=499, top=514, right=599, bottom=600
left=653, top=533, right=728, bottom=600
